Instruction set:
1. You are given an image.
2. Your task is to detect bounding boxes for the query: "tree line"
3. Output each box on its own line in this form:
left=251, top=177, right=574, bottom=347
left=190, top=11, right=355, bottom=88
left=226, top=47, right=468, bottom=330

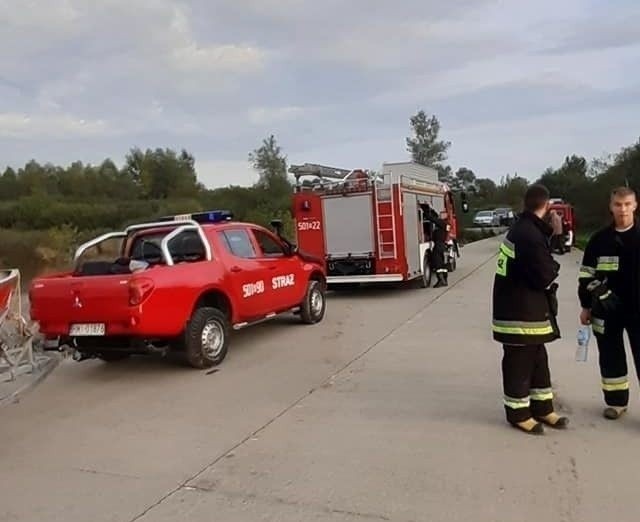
left=1, top=109, right=639, bottom=278
left=405, top=110, right=640, bottom=232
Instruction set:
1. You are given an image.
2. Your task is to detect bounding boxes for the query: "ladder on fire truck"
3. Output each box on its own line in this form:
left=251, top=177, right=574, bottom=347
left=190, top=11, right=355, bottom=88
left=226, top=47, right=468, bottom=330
left=374, top=182, right=397, bottom=259
left=375, top=167, right=448, bottom=260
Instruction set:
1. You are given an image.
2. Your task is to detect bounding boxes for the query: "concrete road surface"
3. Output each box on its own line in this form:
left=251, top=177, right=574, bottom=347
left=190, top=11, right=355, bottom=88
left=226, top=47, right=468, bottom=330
left=1, top=238, right=638, bottom=521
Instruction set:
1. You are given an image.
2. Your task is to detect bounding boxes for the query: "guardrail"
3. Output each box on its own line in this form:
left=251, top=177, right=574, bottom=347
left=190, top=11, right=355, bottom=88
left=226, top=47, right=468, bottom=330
left=0, top=269, right=44, bottom=382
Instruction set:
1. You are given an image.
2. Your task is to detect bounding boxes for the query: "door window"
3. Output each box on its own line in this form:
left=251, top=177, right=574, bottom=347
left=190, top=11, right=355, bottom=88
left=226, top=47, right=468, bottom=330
left=219, top=229, right=257, bottom=258
left=253, top=229, right=286, bottom=257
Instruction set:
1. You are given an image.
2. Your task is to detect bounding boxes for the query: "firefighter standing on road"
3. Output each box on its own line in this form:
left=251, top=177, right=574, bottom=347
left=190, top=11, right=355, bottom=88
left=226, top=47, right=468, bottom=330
left=550, top=209, right=564, bottom=254
left=578, top=186, right=640, bottom=420
left=420, top=203, right=449, bottom=288
left=492, top=184, right=569, bottom=435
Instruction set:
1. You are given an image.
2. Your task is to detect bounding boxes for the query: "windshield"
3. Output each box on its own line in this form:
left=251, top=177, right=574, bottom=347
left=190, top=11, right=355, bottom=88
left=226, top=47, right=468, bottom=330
left=476, top=211, right=492, bottom=217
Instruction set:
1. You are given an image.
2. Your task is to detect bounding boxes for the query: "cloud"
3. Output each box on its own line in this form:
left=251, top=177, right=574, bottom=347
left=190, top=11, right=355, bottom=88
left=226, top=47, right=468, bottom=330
left=0, top=0, right=638, bottom=187
left=195, top=159, right=258, bottom=187
left=0, top=112, right=111, bottom=139
left=247, top=106, right=306, bottom=126
left=538, top=2, right=640, bottom=54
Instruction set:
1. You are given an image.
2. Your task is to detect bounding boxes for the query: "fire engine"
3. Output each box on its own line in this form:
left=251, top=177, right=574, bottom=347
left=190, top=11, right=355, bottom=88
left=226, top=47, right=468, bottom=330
left=290, top=162, right=468, bottom=288
left=549, top=198, right=576, bottom=252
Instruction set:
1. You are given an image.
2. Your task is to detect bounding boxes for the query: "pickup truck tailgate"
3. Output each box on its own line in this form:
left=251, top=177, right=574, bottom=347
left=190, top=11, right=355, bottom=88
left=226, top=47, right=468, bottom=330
left=30, top=274, right=134, bottom=334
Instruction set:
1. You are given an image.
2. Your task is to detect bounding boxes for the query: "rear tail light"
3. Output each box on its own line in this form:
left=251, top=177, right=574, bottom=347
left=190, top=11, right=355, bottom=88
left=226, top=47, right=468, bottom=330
left=128, top=278, right=154, bottom=306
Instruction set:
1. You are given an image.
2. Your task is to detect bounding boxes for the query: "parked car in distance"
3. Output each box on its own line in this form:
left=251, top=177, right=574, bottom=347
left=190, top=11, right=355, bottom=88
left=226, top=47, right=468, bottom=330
left=493, top=207, right=515, bottom=226
left=473, top=210, right=499, bottom=227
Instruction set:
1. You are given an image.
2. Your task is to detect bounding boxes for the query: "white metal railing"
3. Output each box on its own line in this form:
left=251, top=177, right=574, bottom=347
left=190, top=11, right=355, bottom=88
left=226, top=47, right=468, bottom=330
left=73, top=218, right=212, bottom=268
left=0, top=269, right=44, bottom=382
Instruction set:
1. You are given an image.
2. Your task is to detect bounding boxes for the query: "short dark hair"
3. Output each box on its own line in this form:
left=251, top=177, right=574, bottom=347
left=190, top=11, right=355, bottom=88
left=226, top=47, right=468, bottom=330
left=611, top=186, right=636, bottom=200
left=523, top=184, right=550, bottom=212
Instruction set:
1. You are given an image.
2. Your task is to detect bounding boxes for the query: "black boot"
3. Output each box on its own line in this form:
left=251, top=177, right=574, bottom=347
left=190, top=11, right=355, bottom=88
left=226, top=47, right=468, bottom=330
left=434, top=272, right=448, bottom=288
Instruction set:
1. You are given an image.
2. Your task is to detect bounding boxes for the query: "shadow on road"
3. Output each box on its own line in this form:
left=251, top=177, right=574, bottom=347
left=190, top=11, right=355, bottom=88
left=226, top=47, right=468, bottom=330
left=61, top=314, right=319, bottom=377
left=326, top=282, right=429, bottom=300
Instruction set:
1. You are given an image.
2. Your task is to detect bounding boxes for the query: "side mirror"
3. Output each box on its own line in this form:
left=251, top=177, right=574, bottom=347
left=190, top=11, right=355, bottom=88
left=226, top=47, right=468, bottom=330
left=270, top=219, right=284, bottom=237
left=460, top=191, right=469, bottom=213
left=270, top=218, right=297, bottom=255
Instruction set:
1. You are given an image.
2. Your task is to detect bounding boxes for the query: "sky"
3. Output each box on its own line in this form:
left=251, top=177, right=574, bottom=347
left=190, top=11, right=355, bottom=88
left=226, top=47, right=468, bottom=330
left=1, top=0, right=639, bottom=189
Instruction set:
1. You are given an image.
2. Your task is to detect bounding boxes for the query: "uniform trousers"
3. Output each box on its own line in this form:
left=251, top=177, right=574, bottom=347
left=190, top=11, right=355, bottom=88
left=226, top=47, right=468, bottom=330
left=502, top=344, right=554, bottom=424
left=432, top=240, right=447, bottom=273
left=594, top=312, right=640, bottom=407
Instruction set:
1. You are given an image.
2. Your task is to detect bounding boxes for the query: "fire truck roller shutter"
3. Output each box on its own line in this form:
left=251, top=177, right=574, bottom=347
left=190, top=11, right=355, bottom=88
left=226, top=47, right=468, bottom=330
left=322, top=194, right=375, bottom=257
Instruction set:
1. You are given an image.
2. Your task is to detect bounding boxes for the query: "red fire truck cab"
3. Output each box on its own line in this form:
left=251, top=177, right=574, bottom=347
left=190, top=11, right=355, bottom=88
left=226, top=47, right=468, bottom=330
left=291, top=162, right=467, bottom=288
left=549, top=198, right=576, bottom=252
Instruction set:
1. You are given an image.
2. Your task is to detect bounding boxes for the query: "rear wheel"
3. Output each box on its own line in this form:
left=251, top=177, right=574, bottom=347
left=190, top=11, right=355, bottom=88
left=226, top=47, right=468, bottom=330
left=184, top=307, right=229, bottom=368
left=300, top=279, right=326, bottom=324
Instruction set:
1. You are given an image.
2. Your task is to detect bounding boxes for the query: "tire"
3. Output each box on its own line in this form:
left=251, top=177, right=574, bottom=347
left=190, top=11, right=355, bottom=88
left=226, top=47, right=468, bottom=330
left=184, top=307, right=229, bottom=369
left=448, top=253, right=457, bottom=272
left=419, top=253, right=432, bottom=288
left=300, top=279, right=326, bottom=324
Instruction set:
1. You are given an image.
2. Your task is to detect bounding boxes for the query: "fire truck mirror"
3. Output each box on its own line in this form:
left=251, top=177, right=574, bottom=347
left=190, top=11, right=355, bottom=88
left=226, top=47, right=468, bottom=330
left=270, top=219, right=283, bottom=233
left=460, top=191, right=469, bottom=213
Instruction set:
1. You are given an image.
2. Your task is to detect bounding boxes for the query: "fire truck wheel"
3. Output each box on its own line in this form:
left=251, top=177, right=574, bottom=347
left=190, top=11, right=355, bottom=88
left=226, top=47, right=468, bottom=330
left=448, top=254, right=457, bottom=272
left=300, top=279, right=326, bottom=324
left=419, top=254, right=432, bottom=288
left=184, top=307, right=229, bottom=369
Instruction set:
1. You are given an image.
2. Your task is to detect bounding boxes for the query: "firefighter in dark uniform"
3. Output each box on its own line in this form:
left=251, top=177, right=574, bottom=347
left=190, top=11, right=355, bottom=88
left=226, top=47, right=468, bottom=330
left=420, top=202, right=448, bottom=287
left=492, top=184, right=569, bottom=435
left=578, top=186, right=640, bottom=420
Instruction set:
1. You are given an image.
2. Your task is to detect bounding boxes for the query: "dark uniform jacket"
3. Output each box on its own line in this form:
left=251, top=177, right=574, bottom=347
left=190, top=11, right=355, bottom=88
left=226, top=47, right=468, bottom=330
left=492, top=211, right=561, bottom=345
left=578, top=221, right=640, bottom=334
left=421, top=207, right=447, bottom=243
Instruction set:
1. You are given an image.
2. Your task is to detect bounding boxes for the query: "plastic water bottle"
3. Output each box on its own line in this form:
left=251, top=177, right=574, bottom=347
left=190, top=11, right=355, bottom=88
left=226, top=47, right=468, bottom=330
left=576, top=326, right=591, bottom=362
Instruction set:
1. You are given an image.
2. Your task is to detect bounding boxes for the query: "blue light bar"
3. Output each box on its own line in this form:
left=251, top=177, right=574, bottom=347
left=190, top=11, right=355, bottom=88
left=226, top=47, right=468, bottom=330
left=159, top=210, right=234, bottom=223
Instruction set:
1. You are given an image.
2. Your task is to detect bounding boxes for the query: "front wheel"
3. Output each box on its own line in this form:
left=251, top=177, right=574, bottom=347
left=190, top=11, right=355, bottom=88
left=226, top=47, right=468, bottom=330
left=300, top=279, right=326, bottom=324
left=184, top=307, right=229, bottom=368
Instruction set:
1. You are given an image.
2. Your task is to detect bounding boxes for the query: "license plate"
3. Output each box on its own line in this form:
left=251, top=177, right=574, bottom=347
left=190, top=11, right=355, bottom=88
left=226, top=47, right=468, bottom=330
left=69, top=323, right=106, bottom=336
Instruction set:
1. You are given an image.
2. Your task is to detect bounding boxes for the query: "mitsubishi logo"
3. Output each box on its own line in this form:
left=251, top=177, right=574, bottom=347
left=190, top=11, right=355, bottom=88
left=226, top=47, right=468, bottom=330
left=72, top=295, right=83, bottom=308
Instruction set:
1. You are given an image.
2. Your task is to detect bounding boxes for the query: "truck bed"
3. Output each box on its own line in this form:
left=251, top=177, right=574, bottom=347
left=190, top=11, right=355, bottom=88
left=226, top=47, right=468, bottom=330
left=29, top=271, right=137, bottom=337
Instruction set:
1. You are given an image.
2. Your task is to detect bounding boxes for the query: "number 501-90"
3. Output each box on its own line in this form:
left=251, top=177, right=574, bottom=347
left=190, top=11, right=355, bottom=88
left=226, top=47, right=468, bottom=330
left=297, top=220, right=321, bottom=231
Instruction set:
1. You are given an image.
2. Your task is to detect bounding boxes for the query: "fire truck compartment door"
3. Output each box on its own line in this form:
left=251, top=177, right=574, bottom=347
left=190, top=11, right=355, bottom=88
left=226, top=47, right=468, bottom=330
left=403, top=192, right=421, bottom=275
left=322, top=194, right=374, bottom=256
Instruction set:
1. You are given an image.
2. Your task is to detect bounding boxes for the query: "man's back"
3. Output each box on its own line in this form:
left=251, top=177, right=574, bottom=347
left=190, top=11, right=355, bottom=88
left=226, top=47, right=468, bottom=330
left=492, top=184, right=568, bottom=435
left=492, top=211, right=560, bottom=346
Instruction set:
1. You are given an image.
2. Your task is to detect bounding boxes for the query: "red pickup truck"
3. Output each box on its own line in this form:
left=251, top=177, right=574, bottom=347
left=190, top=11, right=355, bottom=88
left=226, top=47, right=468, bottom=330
left=28, top=210, right=327, bottom=368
